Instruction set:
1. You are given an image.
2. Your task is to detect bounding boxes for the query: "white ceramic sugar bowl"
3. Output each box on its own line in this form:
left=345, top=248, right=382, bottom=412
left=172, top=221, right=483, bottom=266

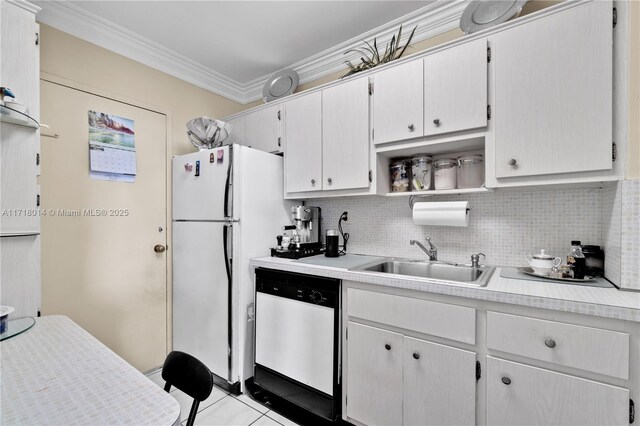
left=526, top=249, right=562, bottom=275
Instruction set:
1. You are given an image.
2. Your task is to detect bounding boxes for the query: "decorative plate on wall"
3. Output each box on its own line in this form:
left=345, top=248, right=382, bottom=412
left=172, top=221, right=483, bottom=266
left=263, top=69, right=299, bottom=102
left=460, top=0, right=528, bottom=34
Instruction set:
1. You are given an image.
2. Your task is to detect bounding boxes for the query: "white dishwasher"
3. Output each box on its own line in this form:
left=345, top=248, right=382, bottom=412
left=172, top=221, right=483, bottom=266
left=253, top=268, right=341, bottom=422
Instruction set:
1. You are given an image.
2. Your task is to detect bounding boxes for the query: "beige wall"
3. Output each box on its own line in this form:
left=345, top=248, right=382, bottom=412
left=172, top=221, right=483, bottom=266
left=40, top=25, right=244, bottom=156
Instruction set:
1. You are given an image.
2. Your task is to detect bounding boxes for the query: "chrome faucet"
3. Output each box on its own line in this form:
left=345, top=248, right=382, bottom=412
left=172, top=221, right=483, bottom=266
left=410, top=237, right=437, bottom=261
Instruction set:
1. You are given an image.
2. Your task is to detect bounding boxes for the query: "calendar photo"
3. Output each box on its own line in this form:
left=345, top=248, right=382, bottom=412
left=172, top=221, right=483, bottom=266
left=88, top=110, right=136, bottom=182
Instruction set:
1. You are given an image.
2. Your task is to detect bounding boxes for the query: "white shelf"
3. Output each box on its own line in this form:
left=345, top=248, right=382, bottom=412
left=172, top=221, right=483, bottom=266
left=0, top=104, right=39, bottom=129
left=385, top=187, right=492, bottom=197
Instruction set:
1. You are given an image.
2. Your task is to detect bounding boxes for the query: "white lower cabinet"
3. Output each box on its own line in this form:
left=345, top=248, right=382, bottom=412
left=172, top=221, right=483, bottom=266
left=346, top=321, right=476, bottom=426
left=486, top=357, right=630, bottom=426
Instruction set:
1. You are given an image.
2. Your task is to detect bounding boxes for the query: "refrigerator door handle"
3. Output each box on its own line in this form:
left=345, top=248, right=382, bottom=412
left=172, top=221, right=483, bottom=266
left=222, top=223, right=233, bottom=381
left=223, top=150, right=233, bottom=219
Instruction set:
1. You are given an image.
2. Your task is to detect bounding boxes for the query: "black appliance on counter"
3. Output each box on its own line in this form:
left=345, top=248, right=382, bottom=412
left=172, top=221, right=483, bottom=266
left=249, top=268, right=341, bottom=424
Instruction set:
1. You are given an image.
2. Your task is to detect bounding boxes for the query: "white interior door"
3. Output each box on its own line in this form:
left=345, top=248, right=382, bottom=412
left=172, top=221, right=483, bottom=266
left=40, top=80, right=167, bottom=372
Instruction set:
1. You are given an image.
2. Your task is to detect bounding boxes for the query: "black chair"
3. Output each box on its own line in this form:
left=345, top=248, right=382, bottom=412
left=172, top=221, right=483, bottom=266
left=162, top=351, right=214, bottom=426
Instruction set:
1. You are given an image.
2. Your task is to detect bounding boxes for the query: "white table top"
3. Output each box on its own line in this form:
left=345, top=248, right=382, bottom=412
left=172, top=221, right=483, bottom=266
left=0, top=315, right=180, bottom=425
left=251, top=255, right=640, bottom=322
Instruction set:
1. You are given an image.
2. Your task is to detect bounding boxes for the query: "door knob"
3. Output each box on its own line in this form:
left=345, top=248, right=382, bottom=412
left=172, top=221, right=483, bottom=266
left=154, top=244, right=166, bottom=253
left=408, top=124, right=415, bottom=131
left=433, top=119, right=440, bottom=126
left=412, top=352, right=420, bottom=360
left=508, top=158, right=517, bottom=166
left=385, top=344, right=391, bottom=350
left=327, top=177, right=332, bottom=184
left=544, top=338, right=557, bottom=348
left=311, top=179, right=316, bottom=185
left=501, top=376, right=511, bottom=385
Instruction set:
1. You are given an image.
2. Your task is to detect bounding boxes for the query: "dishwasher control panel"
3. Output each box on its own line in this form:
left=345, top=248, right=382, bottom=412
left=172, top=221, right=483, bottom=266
left=256, top=268, right=338, bottom=309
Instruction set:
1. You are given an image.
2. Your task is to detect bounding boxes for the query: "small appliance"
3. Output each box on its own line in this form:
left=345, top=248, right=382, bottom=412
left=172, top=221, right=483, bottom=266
left=271, top=206, right=323, bottom=259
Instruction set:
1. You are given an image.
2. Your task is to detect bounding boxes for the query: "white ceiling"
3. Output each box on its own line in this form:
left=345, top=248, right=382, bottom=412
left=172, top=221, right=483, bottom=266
left=35, top=1, right=468, bottom=103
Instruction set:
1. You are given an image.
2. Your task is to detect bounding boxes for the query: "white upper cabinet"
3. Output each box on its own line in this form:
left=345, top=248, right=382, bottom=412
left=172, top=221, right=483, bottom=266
left=372, top=60, right=423, bottom=144
left=492, top=1, right=612, bottom=179
left=224, top=115, right=245, bottom=147
left=283, top=92, right=322, bottom=193
left=322, top=76, right=370, bottom=191
left=423, top=38, right=488, bottom=137
left=244, top=104, right=282, bottom=153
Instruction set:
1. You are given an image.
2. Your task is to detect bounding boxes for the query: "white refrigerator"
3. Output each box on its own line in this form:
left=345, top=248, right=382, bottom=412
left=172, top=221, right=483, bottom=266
left=172, top=144, right=292, bottom=391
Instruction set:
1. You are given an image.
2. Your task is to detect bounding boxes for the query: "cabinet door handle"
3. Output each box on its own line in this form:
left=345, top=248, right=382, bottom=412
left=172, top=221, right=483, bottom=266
left=277, top=137, right=281, bottom=147
left=384, top=344, right=391, bottom=351
left=412, top=352, right=420, bottom=360
left=408, top=124, right=415, bottom=131
left=327, top=177, right=332, bottom=184
left=508, top=158, right=517, bottom=166
left=433, top=119, right=440, bottom=126
left=501, top=376, right=511, bottom=385
left=544, top=338, right=557, bottom=348
left=311, top=179, right=315, bottom=185
left=277, top=110, right=281, bottom=120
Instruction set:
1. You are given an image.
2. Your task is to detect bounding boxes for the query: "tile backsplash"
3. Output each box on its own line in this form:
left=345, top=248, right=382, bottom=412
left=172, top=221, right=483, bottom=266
left=311, top=187, right=604, bottom=268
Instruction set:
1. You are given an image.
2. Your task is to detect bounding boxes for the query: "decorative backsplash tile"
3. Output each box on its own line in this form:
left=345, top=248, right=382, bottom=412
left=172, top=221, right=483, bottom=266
left=312, top=187, right=603, bottom=268
left=620, top=179, right=640, bottom=290
left=602, top=182, right=622, bottom=286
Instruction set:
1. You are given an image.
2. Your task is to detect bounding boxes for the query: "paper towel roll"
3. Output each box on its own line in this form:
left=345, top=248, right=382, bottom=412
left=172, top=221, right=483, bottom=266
left=412, top=201, right=469, bottom=227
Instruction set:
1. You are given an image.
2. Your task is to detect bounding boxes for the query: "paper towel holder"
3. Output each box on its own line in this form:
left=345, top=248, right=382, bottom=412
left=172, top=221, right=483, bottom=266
left=409, top=195, right=471, bottom=213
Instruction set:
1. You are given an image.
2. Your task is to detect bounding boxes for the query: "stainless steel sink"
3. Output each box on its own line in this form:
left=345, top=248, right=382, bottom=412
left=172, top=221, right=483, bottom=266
left=352, top=259, right=494, bottom=286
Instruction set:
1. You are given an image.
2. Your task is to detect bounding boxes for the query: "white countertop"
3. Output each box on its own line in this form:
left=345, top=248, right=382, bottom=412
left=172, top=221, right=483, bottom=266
left=0, top=315, right=180, bottom=425
left=250, top=255, right=640, bottom=322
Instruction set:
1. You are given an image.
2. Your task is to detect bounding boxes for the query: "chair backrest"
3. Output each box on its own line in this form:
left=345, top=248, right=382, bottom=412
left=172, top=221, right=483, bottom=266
left=162, top=350, right=214, bottom=402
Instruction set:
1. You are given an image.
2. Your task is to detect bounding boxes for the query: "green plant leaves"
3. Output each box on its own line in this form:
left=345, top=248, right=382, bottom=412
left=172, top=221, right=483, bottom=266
left=341, top=25, right=418, bottom=78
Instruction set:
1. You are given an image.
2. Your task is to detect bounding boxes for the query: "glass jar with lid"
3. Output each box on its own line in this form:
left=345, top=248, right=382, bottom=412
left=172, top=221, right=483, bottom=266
left=411, top=154, right=432, bottom=191
left=433, top=158, right=457, bottom=190
left=389, top=159, right=410, bottom=192
left=456, top=154, right=484, bottom=189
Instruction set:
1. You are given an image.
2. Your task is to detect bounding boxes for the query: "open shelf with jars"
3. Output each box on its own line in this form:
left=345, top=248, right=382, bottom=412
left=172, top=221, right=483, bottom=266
left=375, top=133, right=489, bottom=197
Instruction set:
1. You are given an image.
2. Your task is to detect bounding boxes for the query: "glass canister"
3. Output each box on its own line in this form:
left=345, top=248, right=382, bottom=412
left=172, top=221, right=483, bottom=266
left=411, top=154, right=432, bottom=191
left=390, top=159, right=410, bottom=192
left=433, top=158, right=457, bottom=190
left=456, top=154, right=484, bottom=188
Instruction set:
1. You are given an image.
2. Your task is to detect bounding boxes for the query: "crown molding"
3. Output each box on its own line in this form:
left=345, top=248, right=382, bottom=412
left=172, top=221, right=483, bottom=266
left=36, top=0, right=467, bottom=105
left=7, top=0, right=41, bottom=14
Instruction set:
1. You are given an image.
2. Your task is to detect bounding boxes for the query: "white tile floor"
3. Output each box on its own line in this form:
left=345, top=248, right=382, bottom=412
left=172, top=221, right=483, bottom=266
left=146, top=370, right=299, bottom=426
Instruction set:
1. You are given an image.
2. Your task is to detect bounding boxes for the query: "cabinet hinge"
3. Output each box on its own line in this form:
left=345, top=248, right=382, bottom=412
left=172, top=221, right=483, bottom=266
left=277, top=110, right=281, bottom=121
left=345, top=327, right=348, bottom=340
left=630, top=399, right=635, bottom=424
left=36, top=153, right=40, bottom=166
left=487, top=105, right=492, bottom=120
left=368, top=170, right=372, bottom=183
left=612, top=142, right=617, bottom=162
left=368, top=82, right=374, bottom=96
left=487, top=46, right=491, bottom=63
left=613, top=7, right=617, bottom=28
left=346, top=395, right=348, bottom=406
left=35, top=32, right=39, bottom=46
left=36, top=194, right=40, bottom=207
left=372, top=128, right=375, bottom=140
left=476, top=361, right=481, bottom=381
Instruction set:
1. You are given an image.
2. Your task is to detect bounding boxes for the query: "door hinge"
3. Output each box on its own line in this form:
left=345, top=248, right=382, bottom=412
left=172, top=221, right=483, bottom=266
left=368, top=82, right=374, bottom=96
left=277, top=110, right=281, bottom=121
left=35, top=32, right=39, bottom=46
left=612, top=142, right=617, bottom=161
left=487, top=46, right=491, bottom=63
left=36, top=194, right=40, bottom=207
left=36, top=153, right=40, bottom=166
left=368, top=170, right=372, bottom=183
left=613, top=7, right=617, bottom=28
left=487, top=105, right=492, bottom=120
left=630, top=399, right=635, bottom=424
left=476, top=361, right=481, bottom=381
